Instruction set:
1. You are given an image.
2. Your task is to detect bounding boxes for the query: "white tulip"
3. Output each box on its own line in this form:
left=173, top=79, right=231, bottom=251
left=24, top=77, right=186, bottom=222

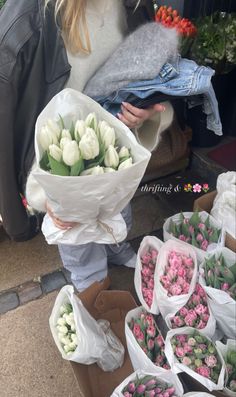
left=62, top=140, right=80, bottom=166
left=58, top=333, right=65, bottom=342
left=60, top=137, right=72, bottom=150
left=58, top=325, right=68, bottom=335
left=49, top=144, right=62, bottom=162
left=71, top=324, right=76, bottom=332
left=61, top=129, right=72, bottom=139
left=46, top=119, right=61, bottom=139
left=99, top=123, right=116, bottom=149
left=85, top=112, right=97, bottom=131
left=103, top=167, right=116, bottom=173
left=71, top=334, right=78, bottom=344
left=64, top=345, right=72, bottom=353
left=118, top=157, right=133, bottom=170
left=79, top=128, right=99, bottom=160
left=104, top=145, right=119, bottom=168
left=119, top=146, right=130, bottom=159
left=57, top=317, right=66, bottom=326
left=81, top=166, right=104, bottom=176
left=74, top=120, right=86, bottom=141
left=39, top=125, right=58, bottom=150
left=61, top=335, right=71, bottom=345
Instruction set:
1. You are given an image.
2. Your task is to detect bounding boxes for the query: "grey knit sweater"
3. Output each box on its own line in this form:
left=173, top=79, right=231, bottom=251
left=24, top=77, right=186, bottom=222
left=84, top=22, right=179, bottom=97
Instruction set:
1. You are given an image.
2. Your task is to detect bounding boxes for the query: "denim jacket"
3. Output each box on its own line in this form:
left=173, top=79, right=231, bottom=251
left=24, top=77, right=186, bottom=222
left=95, top=56, right=223, bottom=136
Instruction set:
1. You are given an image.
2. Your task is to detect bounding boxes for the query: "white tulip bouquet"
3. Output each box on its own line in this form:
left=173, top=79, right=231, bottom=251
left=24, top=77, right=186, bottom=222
left=33, top=89, right=150, bottom=245
left=39, top=113, right=133, bottom=177
left=56, top=303, right=78, bottom=354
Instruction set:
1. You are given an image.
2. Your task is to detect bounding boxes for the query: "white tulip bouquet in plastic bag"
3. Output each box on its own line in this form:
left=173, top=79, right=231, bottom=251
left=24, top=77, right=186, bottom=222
left=134, top=236, right=163, bottom=314
left=49, top=285, right=124, bottom=371
left=216, top=339, right=236, bottom=396
left=33, top=88, right=151, bottom=245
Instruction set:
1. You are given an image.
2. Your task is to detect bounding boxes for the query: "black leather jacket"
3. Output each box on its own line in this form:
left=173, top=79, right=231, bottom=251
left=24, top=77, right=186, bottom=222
left=0, top=0, right=154, bottom=241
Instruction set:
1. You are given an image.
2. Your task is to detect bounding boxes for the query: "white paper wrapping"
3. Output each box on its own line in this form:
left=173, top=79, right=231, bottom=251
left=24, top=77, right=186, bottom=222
left=199, top=247, right=236, bottom=339
left=165, top=327, right=226, bottom=391
left=33, top=88, right=151, bottom=245
left=154, top=239, right=198, bottom=319
left=134, top=236, right=163, bottom=314
left=163, top=211, right=225, bottom=263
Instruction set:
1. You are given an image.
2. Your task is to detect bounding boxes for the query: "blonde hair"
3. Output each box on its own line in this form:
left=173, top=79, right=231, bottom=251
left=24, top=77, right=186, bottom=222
left=44, top=0, right=91, bottom=54
left=45, top=0, right=141, bottom=54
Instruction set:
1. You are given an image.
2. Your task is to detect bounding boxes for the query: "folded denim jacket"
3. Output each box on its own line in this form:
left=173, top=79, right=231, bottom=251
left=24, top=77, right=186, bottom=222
left=94, top=56, right=222, bottom=136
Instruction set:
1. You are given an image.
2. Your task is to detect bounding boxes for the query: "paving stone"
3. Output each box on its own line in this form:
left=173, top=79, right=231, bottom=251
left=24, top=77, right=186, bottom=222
left=128, top=194, right=172, bottom=241
left=18, top=282, right=42, bottom=305
left=0, top=291, right=19, bottom=314
left=41, top=271, right=66, bottom=294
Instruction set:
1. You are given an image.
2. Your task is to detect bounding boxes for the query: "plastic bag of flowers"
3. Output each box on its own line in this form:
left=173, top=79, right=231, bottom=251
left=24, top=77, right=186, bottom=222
left=49, top=285, right=125, bottom=370
left=165, top=282, right=216, bottom=339
left=164, top=327, right=226, bottom=391
left=199, top=247, right=236, bottom=339
left=125, top=307, right=171, bottom=374
left=154, top=239, right=198, bottom=320
left=216, top=339, right=236, bottom=396
left=163, top=211, right=225, bottom=262
left=134, top=236, right=163, bottom=314
left=32, top=88, right=151, bottom=245
left=111, top=368, right=184, bottom=397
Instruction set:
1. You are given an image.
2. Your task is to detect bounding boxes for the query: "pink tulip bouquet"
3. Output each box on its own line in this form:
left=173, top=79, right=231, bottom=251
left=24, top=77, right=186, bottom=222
left=170, top=283, right=211, bottom=330
left=122, top=375, right=178, bottom=397
left=128, top=311, right=169, bottom=369
left=171, top=331, right=222, bottom=384
left=140, top=247, right=159, bottom=308
left=160, top=250, right=195, bottom=297
left=167, top=211, right=222, bottom=251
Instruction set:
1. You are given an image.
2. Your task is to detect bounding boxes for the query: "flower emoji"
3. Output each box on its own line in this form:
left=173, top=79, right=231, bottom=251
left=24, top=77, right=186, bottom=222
left=193, top=184, right=202, bottom=193
left=202, top=183, right=209, bottom=193
left=184, top=183, right=192, bottom=192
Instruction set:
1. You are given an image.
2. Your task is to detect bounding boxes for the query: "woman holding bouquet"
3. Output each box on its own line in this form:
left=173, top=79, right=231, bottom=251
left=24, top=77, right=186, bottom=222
left=0, top=0, right=165, bottom=290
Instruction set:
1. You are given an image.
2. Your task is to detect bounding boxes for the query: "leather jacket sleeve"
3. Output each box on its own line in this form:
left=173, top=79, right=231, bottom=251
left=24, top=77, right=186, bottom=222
left=0, top=76, right=39, bottom=241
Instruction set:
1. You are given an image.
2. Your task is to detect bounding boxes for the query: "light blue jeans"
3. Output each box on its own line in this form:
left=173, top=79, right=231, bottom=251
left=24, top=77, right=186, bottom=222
left=95, top=57, right=222, bottom=136
left=58, top=204, right=135, bottom=291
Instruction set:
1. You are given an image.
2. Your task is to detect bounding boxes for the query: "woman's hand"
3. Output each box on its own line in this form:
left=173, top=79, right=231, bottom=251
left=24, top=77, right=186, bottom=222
left=117, top=101, right=165, bottom=129
left=46, top=202, right=79, bottom=230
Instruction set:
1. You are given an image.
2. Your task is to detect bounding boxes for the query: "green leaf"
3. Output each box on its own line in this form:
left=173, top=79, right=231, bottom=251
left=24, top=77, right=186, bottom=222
left=208, top=228, right=219, bottom=243
left=69, top=121, right=75, bottom=140
left=229, top=263, right=236, bottom=280
left=205, top=215, right=210, bottom=228
left=39, top=151, right=50, bottom=171
left=48, top=154, right=70, bottom=176
left=189, top=211, right=201, bottom=228
left=70, top=158, right=84, bottom=176
left=182, top=222, right=190, bottom=237
left=191, top=233, right=199, bottom=247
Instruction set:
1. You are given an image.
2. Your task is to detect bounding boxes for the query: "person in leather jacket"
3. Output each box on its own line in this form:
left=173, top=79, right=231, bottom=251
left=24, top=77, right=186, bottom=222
left=0, top=0, right=163, bottom=241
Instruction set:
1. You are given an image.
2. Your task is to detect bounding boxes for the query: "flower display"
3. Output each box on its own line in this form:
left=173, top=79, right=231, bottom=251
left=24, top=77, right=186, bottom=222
left=171, top=331, right=222, bottom=384
left=160, top=250, right=194, bottom=296
left=56, top=303, right=78, bottom=354
left=225, top=349, right=236, bottom=392
left=122, top=374, right=177, bottom=397
left=202, top=254, right=236, bottom=300
left=140, top=247, right=158, bottom=308
left=170, top=284, right=210, bottom=329
left=38, top=113, right=133, bottom=176
left=128, top=311, right=169, bottom=369
left=168, top=211, right=221, bottom=251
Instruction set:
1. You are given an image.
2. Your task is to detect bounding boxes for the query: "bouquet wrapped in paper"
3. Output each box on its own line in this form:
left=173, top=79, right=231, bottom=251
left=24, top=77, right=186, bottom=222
left=33, top=88, right=151, bottom=245
left=199, top=247, right=236, bottom=339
